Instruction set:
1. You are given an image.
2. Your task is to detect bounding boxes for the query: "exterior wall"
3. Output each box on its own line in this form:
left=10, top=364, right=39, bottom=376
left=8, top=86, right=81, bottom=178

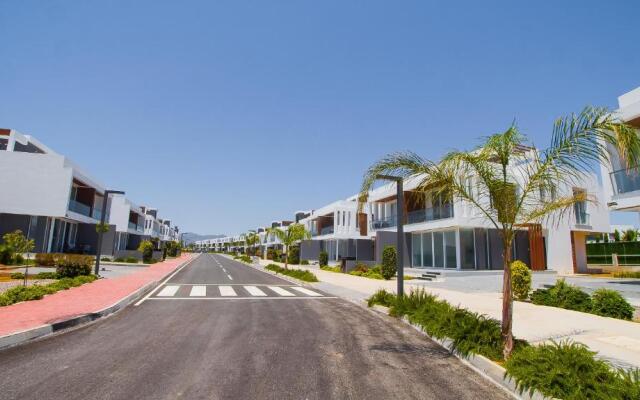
left=0, top=151, right=73, bottom=217
left=375, top=231, right=411, bottom=266
left=0, top=213, right=49, bottom=253
left=75, top=223, right=116, bottom=255
left=300, top=240, right=322, bottom=261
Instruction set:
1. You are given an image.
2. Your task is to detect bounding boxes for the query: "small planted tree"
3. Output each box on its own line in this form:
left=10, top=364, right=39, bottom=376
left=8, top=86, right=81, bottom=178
left=381, top=245, right=397, bottom=280
left=319, top=251, right=328, bottom=267
left=241, top=231, right=260, bottom=256
left=266, top=224, right=311, bottom=270
left=138, top=240, right=154, bottom=263
left=3, top=230, right=35, bottom=286
left=511, top=261, right=532, bottom=301
left=360, top=107, right=640, bottom=358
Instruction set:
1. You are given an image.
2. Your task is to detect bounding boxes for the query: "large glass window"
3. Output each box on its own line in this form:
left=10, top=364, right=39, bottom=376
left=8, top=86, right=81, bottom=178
left=412, top=233, right=422, bottom=267
left=433, top=232, right=444, bottom=268
left=444, top=230, right=457, bottom=268
left=460, top=229, right=475, bottom=269
left=422, top=232, right=433, bottom=267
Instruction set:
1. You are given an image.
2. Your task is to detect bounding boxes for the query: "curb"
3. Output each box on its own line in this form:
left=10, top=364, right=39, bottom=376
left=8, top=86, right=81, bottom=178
left=219, top=254, right=316, bottom=287
left=0, top=255, right=197, bottom=351
left=367, top=304, right=548, bottom=400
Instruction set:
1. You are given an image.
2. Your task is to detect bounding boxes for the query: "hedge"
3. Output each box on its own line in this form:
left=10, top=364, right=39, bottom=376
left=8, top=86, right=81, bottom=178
left=0, top=275, right=98, bottom=307
left=264, top=264, right=318, bottom=282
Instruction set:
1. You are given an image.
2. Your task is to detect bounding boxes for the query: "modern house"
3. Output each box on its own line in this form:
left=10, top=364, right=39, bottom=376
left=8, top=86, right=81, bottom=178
left=0, top=129, right=116, bottom=255
left=298, top=198, right=374, bottom=264
left=365, top=147, right=609, bottom=274
left=0, top=129, right=180, bottom=258
left=600, top=87, right=640, bottom=215
left=108, top=195, right=146, bottom=259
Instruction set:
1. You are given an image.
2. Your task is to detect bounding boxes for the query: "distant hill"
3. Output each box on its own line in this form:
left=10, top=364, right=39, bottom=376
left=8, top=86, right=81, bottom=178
left=181, top=232, right=225, bottom=244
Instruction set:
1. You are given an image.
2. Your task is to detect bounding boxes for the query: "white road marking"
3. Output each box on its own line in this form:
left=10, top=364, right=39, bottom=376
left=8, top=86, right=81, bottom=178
left=227, top=274, right=233, bottom=280
left=290, top=287, right=322, bottom=297
left=268, top=286, right=295, bottom=296
left=157, top=285, right=180, bottom=297
left=190, top=286, right=207, bottom=297
left=148, top=297, right=337, bottom=301
left=219, top=286, right=237, bottom=296
left=244, top=286, right=267, bottom=296
left=134, top=254, right=200, bottom=306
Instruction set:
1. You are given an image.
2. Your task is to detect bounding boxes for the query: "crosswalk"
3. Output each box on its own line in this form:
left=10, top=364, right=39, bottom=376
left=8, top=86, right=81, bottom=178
left=149, top=284, right=331, bottom=300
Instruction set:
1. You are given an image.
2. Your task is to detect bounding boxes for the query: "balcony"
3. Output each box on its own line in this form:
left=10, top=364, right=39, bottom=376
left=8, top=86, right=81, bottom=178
left=610, top=166, right=640, bottom=195
left=320, top=226, right=334, bottom=236
left=129, top=222, right=144, bottom=233
left=92, top=208, right=103, bottom=221
left=69, top=199, right=92, bottom=218
left=407, top=204, right=454, bottom=225
left=370, top=215, right=397, bottom=230
left=576, top=211, right=590, bottom=226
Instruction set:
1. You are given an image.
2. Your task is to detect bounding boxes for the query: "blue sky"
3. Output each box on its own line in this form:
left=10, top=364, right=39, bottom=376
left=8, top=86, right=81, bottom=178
left=1, top=1, right=639, bottom=234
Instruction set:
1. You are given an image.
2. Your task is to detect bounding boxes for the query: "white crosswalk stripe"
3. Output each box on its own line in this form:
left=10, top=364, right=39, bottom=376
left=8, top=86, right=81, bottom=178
left=190, top=286, right=207, bottom=297
left=268, top=286, right=295, bottom=296
left=290, top=287, right=323, bottom=297
left=219, top=286, right=237, bottom=296
left=157, top=285, right=180, bottom=297
left=244, top=286, right=267, bottom=296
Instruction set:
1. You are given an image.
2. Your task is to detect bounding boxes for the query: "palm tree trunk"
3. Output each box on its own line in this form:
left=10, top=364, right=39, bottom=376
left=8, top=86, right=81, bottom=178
left=501, top=240, right=514, bottom=359
left=284, top=245, right=289, bottom=270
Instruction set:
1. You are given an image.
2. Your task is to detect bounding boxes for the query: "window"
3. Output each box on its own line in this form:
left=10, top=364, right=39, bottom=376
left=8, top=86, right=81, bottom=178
left=433, top=232, right=444, bottom=267
left=412, top=233, right=422, bottom=267
left=343, top=212, right=346, bottom=226
left=444, top=230, right=457, bottom=268
left=422, top=232, right=433, bottom=267
left=460, top=229, right=475, bottom=269
left=336, top=211, right=340, bottom=226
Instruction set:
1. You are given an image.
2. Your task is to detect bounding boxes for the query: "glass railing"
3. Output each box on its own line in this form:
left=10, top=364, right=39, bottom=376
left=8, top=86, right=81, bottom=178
left=320, top=226, right=334, bottom=235
left=68, top=199, right=92, bottom=217
left=128, top=222, right=143, bottom=232
left=370, top=215, right=397, bottom=230
left=576, top=211, right=590, bottom=225
left=610, top=167, right=640, bottom=194
left=92, top=208, right=102, bottom=221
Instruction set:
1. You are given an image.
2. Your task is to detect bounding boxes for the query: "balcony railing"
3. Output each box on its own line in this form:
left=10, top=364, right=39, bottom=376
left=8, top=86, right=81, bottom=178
left=370, top=215, right=397, bottom=230
left=320, top=226, right=334, bottom=235
left=407, top=204, right=454, bottom=225
left=129, top=222, right=144, bottom=232
left=92, top=208, right=102, bottom=221
left=576, top=211, right=590, bottom=226
left=69, top=199, right=92, bottom=217
left=610, top=166, right=640, bottom=195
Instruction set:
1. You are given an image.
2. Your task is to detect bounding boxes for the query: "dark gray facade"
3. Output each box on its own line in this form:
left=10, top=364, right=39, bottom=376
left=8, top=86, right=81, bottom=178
left=299, top=238, right=374, bottom=262
left=0, top=213, right=50, bottom=253
left=76, top=223, right=116, bottom=255
left=374, top=231, right=411, bottom=266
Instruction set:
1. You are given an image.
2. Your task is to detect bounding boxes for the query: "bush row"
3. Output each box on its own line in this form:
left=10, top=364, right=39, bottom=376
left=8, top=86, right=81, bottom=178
left=8, top=271, right=59, bottom=280
left=368, top=289, right=640, bottom=399
left=531, top=280, right=635, bottom=320
left=233, top=255, right=252, bottom=263
left=264, top=264, right=318, bottom=282
left=0, top=275, right=98, bottom=307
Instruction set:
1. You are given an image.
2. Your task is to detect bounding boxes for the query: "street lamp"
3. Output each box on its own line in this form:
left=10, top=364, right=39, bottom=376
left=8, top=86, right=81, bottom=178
left=376, top=175, right=405, bottom=297
left=94, top=190, right=125, bottom=276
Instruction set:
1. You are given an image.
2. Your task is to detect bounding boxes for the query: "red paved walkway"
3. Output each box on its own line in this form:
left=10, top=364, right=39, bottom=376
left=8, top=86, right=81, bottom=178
left=0, top=254, right=192, bottom=337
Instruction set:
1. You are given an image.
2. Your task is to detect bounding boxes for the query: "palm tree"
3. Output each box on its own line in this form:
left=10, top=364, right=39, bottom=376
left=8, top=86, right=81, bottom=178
left=359, top=107, right=639, bottom=359
left=266, top=223, right=311, bottom=270
left=241, top=231, right=260, bottom=256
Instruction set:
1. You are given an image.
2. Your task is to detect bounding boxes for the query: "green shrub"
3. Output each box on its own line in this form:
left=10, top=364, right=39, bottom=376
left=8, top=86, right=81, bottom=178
left=505, top=340, right=640, bottom=400
left=300, top=260, right=309, bottom=265
left=288, top=246, right=300, bottom=265
left=266, top=248, right=274, bottom=260
left=237, top=255, right=252, bottom=263
left=511, top=260, right=532, bottom=301
left=35, top=253, right=56, bottom=266
left=321, top=265, right=342, bottom=273
left=125, top=257, right=139, bottom=264
left=613, top=270, right=640, bottom=279
left=368, top=289, right=521, bottom=361
left=349, top=269, right=384, bottom=279
left=319, top=251, right=328, bottom=267
left=381, top=245, right=397, bottom=280
left=0, top=244, right=14, bottom=265
left=354, top=263, right=369, bottom=273
left=591, top=288, right=635, bottom=320
left=35, top=272, right=59, bottom=279
left=114, top=257, right=126, bottom=262
left=0, top=275, right=98, bottom=307
left=100, top=257, right=112, bottom=262
left=531, top=279, right=592, bottom=312
left=138, top=240, right=154, bottom=263
left=10, top=272, right=25, bottom=280
left=264, top=263, right=318, bottom=282
left=55, top=254, right=93, bottom=278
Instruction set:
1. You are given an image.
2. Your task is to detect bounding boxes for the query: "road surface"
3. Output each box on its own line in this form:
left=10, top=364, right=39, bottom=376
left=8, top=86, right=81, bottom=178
left=0, top=254, right=510, bottom=400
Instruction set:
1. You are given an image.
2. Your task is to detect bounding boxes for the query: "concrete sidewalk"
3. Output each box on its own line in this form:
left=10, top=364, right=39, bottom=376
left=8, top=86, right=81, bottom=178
left=0, top=254, right=193, bottom=346
left=257, top=259, right=640, bottom=369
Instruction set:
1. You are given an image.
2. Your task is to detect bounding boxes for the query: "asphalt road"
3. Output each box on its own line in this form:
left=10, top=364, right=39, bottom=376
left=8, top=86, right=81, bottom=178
left=0, top=254, right=511, bottom=400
